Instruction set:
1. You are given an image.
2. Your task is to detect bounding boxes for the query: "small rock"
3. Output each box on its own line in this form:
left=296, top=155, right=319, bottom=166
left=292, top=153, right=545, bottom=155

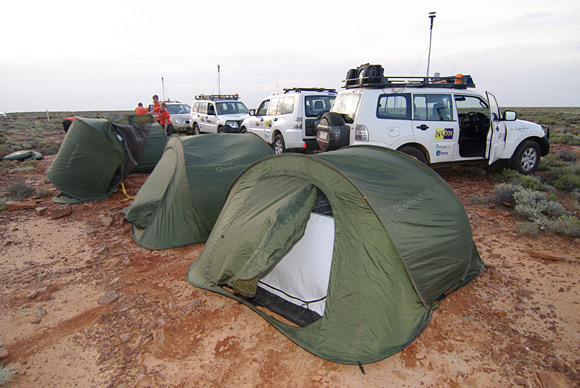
left=49, top=204, right=73, bottom=219
left=513, top=376, right=527, bottom=386
left=185, top=299, right=201, bottom=310
left=98, top=291, right=119, bottom=305
left=30, top=317, right=42, bottom=324
left=558, top=287, right=565, bottom=292
left=517, top=289, right=534, bottom=299
left=415, top=352, right=426, bottom=360
left=487, top=281, right=502, bottom=291
left=27, top=290, right=39, bottom=299
left=0, top=342, right=8, bottom=359
left=6, top=201, right=37, bottom=211
left=86, top=227, right=99, bottom=234
left=37, top=308, right=47, bottom=317
left=537, top=370, right=572, bottom=387
left=527, top=249, right=570, bottom=262
left=100, top=216, right=114, bottom=227
left=123, top=257, right=131, bottom=266
left=120, top=333, right=134, bottom=343
left=36, top=207, right=48, bottom=216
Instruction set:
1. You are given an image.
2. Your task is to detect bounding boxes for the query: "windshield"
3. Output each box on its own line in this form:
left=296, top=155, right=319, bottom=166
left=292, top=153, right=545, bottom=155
left=166, top=104, right=191, bottom=114
left=216, top=101, right=249, bottom=115
left=304, top=95, right=336, bottom=117
left=331, top=92, right=361, bottom=118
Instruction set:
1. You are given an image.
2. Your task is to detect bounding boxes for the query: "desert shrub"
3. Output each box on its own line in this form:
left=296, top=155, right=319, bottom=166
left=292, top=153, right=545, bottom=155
left=554, top=149, right=578, bottom=162
left=35, top=140, right=61, bottom=155
left=36, top=188, right=52, bottom=198
left=498, top=169, right=544, bottom=191
left=0, top=363, right=16, bottom=385
left=5, top=182, right=35, bottom=201
left=10, top=166, right=36, bottom=174
left=495, top=183, right=522, bottom=205
left=0, top=198, right=6, bottom=211
left=550, top=133, right=580, bottom=145
left=469, top=194, right=493, bottom=205
left=554, top=173, right=580, bottom=191
left=546, top=215, right=580, bottom=237
left=516, top=221, right=540, bottom=236
left=514, top=189, right=567, bottom=220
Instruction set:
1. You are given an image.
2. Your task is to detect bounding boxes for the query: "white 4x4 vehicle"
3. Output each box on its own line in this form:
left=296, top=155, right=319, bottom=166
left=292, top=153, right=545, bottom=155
left=240, top=88, right=336, bottom=154
left=189, top=94, right=250, bottom=134
left=317, top=64, right=550, bottom=174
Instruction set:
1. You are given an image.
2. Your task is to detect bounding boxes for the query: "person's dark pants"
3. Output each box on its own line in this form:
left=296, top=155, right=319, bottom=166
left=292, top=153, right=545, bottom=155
left=63, top=119, right=73, bottom=133
left=158, top=121, right=175, bottom=136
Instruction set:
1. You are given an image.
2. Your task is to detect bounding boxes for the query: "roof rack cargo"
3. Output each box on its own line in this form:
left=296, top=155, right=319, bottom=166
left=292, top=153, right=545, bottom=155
left=195, top=94, right=239, bottom=101
left=282, top=87, right=337, bottom=94
left=344, top=63, right=475, bottom=89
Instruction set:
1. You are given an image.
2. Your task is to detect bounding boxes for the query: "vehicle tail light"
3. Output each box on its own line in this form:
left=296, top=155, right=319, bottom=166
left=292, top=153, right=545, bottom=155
left=355, top=124, right=368, bottom=141
left=293, top=117, right=303, bottom=129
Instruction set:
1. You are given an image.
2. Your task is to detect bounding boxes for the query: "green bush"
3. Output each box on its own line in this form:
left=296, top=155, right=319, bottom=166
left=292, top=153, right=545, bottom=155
left=554, top=149, right=578, bottom=162
left=546, top=215, right=580, bottom=237
left=516, top=221, right=540, bottom=236
left=0, top=363, right=16, bottom=386
left=495, top=183, right=522, bottom=205
left=5, top=182, right=35, bottom=201
left=498, top=169, right=544, bottom=191
left=554, top=173, right=580, bottom=191
left=514, top=188, right=567, bottom=220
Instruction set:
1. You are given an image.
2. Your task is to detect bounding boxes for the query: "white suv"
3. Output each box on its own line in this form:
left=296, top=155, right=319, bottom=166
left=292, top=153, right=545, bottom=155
left=317, top=64, right=550, bottom=174
left=189, top=94, right=250, bottom=134
left=240, top=88, right=336, bottom=154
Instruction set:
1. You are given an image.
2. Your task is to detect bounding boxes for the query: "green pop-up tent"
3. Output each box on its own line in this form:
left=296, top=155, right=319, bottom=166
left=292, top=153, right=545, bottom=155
left=46, top=115, right=167, bottom=203
left=122, top=133, right=273, bottom=250
left=187, top=145, right=484, bottom=365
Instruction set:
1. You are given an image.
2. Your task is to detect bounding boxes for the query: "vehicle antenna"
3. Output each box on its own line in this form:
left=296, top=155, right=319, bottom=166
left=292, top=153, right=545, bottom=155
left=217, top=64, right=221, bottom=95
left=161, top=76, right=166, bottom=101
left=426, top=11, right=437, bottom=79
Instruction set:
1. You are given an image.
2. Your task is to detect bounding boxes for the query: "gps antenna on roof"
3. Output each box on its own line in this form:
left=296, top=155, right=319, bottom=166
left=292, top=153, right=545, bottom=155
left=426, top=11, right=437, bottom=78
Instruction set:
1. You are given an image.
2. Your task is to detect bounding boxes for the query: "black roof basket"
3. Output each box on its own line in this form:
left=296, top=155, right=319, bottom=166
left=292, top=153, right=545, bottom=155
left=344, top=63, right=476, bottom=89
left=282, top=87, right=337, bottom=94
left=195, top=94, right=240, bottom=101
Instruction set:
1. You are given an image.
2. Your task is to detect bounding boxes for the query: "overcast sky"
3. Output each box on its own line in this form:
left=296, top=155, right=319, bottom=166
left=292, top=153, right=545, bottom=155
left=1, top=0, right=579, bottom=113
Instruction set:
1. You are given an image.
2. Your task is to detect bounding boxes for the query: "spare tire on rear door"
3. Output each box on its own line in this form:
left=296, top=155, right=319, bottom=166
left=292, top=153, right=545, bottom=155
left=317, top=112, right=350, bottom=152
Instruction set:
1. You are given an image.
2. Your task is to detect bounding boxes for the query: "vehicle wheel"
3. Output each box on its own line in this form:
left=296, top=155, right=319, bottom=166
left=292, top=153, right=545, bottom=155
left=192, top=123, right=200, bottom=135
left=240, top=126, right=247, bottom=134
left=398, top=145, right=428, bottom=164
left=273, top=133, right=286, bottom=154
left=217, top=126, right=224, bottom=134
left=318, top=112, right=346, bottom=152
left=510, top=140, right=540, bottom=174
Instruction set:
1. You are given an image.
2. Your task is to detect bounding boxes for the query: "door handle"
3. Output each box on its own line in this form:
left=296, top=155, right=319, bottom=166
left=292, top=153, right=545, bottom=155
left=274, top=117, right=278, bottom=122
left=417, top=124, right=429, bottom=131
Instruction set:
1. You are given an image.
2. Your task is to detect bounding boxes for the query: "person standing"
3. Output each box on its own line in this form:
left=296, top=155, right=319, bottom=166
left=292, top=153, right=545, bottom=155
left=149, top=95, right=161, bottom=116
left=135, top=103, right=148, bottom=115
left=157, top=102, right=175, bottom=135
left=62, top=116, right=74, bottom=132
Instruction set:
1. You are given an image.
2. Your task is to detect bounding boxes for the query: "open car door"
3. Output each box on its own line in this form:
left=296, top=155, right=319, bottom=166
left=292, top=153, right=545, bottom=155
left=486, top=92, right=507, bottom=164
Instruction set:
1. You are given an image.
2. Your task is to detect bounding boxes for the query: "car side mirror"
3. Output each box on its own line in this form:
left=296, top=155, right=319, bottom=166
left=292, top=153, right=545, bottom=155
left=503, top=110, right=517, bottom=121
left=344, top=115, right=354, bottom=124
left=249, top=109, right=256, bottom=116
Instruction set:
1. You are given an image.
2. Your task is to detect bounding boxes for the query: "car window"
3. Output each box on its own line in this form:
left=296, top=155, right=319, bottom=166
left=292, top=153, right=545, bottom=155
left=257, top=100, right=270, bottom=116
left=305, top=95, right=335, bottom=117
left=207, top=103, right=215, bottom=115
left=216, top=101, right=250, bottom=115
left=377, top=94, right=411, bottom=120
left=455, top=95, right=489, bottom=119
left=192, top=102, right=199, bottom=113
left=280, top=96, right=295, bottom=115
left=413, top=94, right=453, bottom=121
left=332, top=92, right=362, bottom=119
left=267, top=97, right=283, bottom=116
left=166, top=104, right=191, bottom=114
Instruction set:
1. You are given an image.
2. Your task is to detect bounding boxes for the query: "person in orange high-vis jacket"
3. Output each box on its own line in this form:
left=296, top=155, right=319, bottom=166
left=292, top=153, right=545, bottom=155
left=62, top=116, right=74, bottom=132
left=135, top=103, right=148, bottom=115
left=157, top=102, right=175, bottom=135
left=149, top=94, right=161, bottom=117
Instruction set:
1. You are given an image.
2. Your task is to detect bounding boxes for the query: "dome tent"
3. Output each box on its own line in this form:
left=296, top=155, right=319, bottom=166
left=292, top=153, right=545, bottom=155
left=187, top=145, right=484, bottom=365
left=122, top=133, right=273, bottom=250
left=46, top=115, right=167, bottom=203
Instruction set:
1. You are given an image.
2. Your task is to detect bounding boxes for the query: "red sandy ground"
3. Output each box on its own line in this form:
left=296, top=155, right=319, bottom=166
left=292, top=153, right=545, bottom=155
left=0, top=152, right=578, bottom=388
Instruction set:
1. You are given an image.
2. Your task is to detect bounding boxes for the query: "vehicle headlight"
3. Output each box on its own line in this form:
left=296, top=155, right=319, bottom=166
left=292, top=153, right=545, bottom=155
left=355, top=124, right=368, bottom=141
left=226, top=120, right=239, bottom=128
left=175, top=118, right=184, bottom=124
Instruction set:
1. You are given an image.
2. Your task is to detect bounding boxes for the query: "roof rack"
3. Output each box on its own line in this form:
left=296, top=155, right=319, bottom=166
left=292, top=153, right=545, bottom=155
left=195, top=94, right=239, bottom=101
left=343, top=64, right=476, bottom=90
left=282, top=87, right=337, bottom=94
